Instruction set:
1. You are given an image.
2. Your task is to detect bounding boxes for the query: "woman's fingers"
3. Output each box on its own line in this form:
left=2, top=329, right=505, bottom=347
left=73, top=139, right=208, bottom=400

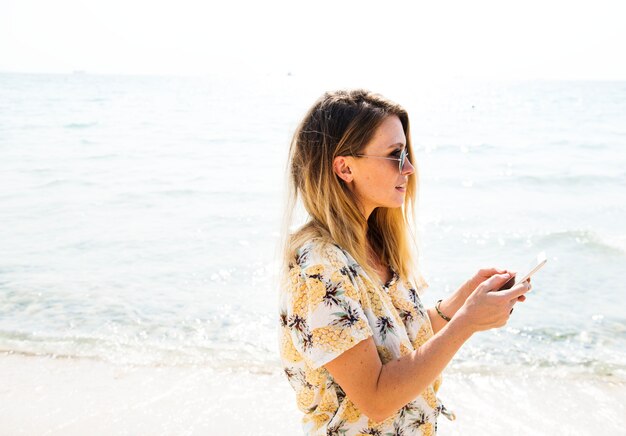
left=479, top=267, right=510, bottom=277
left=498, top=281, right=532, bottom=302
left=479, top=273, right=513, bottom=293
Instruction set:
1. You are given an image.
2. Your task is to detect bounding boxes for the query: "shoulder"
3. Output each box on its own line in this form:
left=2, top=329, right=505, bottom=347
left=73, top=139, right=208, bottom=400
left=294, top=238, right=355, bottom=272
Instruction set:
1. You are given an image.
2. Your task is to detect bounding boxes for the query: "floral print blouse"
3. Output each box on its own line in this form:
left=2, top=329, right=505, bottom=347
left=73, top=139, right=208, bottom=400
left=279, top=238, right=443, bottom=435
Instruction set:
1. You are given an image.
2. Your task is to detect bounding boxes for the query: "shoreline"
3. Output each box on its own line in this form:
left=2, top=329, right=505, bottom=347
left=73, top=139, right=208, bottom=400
left=2, top=354, right=625, bottom=435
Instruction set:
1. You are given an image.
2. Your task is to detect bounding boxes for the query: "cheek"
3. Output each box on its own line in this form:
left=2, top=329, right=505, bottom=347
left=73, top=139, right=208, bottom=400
left=366, top=177, right=393, bottom=199
left=353, top=166, right=396, bottom=202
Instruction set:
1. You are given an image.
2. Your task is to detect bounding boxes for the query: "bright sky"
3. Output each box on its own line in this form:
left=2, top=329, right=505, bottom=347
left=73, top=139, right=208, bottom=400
left=2, top=0, right=625, bottom=80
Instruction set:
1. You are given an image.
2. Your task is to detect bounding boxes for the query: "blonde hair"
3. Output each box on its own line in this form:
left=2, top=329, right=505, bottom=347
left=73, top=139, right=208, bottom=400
left=281, top=89, right=426, bottom=289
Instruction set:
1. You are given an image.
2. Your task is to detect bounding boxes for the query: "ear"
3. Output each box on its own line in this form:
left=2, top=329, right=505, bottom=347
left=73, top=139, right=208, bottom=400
left=333, top=156, right=353, bottom=183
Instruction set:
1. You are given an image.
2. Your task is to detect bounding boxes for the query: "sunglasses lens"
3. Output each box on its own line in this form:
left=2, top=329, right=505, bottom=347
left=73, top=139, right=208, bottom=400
left=400, top=149, right=407, bottom=172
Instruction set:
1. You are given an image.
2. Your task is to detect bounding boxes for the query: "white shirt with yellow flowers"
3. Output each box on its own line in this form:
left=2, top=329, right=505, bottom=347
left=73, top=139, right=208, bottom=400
left=279, top=238, right=443, bottom=436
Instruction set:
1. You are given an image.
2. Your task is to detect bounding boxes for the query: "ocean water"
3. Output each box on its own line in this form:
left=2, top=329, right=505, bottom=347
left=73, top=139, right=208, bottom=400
left=1, top=73, right=625, bottom=417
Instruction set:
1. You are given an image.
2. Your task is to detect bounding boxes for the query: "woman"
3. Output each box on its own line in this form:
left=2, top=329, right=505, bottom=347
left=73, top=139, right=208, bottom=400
left=278, top=89, right=530, bottom=435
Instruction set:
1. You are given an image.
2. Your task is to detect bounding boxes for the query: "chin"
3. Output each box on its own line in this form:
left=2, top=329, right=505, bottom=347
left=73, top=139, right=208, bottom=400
left=392, top=194, right=407, bottom=207
left=370, top=195, right=406, bottom=212
left=381, top=200, right=405, bottom=209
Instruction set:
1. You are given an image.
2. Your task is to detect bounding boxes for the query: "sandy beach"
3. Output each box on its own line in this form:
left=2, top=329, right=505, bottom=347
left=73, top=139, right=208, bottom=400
left=1, top=353, right=301, bottom=435
left=2, top=353, right=624, bottom=435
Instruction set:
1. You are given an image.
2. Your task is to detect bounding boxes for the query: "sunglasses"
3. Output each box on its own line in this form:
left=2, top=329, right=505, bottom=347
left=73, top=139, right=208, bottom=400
left=355, top=147, right=409, bottom=173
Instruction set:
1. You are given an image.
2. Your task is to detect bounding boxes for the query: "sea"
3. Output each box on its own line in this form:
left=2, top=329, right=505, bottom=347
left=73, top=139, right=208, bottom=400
left=1, top=72, right=625, bottom=434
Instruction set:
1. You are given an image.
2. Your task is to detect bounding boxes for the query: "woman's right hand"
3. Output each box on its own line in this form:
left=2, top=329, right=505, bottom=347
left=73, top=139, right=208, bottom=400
left=455, top=273, right=532, bottom=332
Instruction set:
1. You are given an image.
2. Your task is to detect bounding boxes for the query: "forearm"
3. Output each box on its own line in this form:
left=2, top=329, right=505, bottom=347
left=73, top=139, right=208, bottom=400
left=371, top=315, right=474, bottom=421
left=427, top=282, right=472, bottom=334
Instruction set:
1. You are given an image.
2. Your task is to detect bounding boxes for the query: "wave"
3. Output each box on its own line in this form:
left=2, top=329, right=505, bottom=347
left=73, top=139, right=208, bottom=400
left=452, top=328, right=626, bottom=380
left=514, top=173, right=626, bottom=187
left=425, top=223, right=626, bottom=256
left=0, top=329, right=279, bottom=373
left=35, top=179, right=98, bottom=189
left=2, top=317, right=625, bottom=379
left=417, top=142, right=498, bottom=154
left=84, top=153, right=118, bottom=160
left=449, top=359, right=626, bottom=382
left=156, top=189, right=200, bottom=197
left=427, top=172, right=626, bottom=189
left=63, top=122, right=98, bottom=129
left=536, top=229, right=625, bottom=255
left=2, top=336, right=622, bottom=380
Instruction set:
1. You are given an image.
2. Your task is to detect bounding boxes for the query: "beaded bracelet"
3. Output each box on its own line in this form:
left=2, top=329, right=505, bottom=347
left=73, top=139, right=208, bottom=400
left=435, top=299, right=451, bottom=322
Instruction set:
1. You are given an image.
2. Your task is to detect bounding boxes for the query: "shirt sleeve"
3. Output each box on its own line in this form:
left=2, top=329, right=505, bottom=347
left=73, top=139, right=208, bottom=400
left=286, top=241, right=373, bottom=369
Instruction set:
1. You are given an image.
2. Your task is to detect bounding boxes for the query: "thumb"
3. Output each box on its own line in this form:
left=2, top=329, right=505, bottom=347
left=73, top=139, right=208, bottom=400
left=480, top=273, right=512, bottom=293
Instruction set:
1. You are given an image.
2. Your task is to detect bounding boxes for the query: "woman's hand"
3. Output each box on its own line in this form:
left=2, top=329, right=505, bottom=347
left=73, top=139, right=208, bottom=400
left=460, top=268, right=527, bottom=302
left=427, top=268, right=527, bottom=335
left=454, top=273, right=531, bottom=333
left=461, top=268, right=507, bottom=295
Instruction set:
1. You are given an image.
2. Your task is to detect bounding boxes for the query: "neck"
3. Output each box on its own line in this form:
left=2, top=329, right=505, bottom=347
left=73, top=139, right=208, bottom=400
left=366, top=239, right=382, bottom=266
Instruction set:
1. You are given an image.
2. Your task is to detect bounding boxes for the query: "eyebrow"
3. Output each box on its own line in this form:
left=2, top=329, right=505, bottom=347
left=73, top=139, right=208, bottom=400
left=387, top=143, right=406, bottom=149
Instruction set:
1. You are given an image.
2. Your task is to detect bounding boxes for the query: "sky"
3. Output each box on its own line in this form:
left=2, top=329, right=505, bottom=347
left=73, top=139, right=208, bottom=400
left=1, top=0, right=625, bottom=80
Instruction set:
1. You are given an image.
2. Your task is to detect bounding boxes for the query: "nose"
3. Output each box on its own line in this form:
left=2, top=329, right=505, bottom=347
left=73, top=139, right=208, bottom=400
left=401, top=157, right=415, bottom=176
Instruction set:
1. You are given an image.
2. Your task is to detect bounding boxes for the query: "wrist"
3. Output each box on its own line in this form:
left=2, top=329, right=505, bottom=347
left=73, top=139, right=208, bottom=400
left=459, top=279, right=474, bottom=298
left=435, top=299, right=451, bottom=322
left=437, top=288, right=469, bottom=321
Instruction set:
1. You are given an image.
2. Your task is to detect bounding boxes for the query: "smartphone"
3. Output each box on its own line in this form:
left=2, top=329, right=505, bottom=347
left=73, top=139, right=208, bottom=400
left=498, top=252, right=547, bottom=291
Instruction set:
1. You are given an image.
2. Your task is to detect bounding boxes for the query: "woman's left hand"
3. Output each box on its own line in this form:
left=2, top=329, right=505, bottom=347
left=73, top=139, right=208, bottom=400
left=461, top=268, right=525, bottom=302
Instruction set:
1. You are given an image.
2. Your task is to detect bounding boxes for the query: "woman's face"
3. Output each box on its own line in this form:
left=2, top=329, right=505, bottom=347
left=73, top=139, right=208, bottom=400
left=342, top=115, right=415, bottom=218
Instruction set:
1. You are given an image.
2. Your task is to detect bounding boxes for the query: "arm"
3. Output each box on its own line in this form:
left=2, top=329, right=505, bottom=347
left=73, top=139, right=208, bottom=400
left=327, top=314, right=473, bottom=423
left=325, top=273, right=530, bottom=423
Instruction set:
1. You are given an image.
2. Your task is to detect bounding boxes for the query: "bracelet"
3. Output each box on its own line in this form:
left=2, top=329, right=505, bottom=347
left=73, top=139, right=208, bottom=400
left=435, top=299, right=451, bottom=322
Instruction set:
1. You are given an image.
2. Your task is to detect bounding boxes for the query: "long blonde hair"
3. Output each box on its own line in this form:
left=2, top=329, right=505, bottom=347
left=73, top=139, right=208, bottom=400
left=281, top=89, right=426, bottom=289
